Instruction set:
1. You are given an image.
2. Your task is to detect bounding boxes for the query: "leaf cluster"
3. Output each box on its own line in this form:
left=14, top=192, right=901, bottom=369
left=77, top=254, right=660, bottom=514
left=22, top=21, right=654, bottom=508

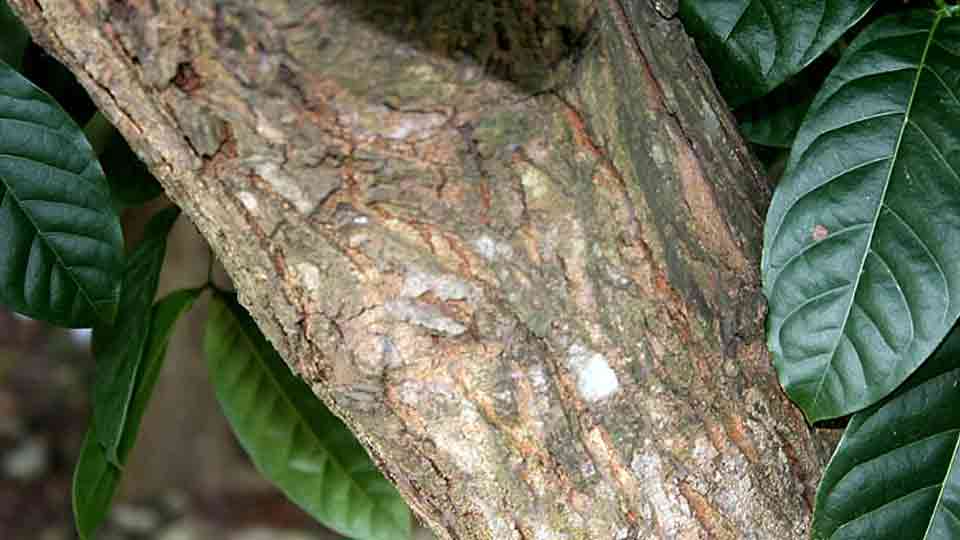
left=0, top=3, right=410, bottom=539
left=682, top=0, right=960, bottom=537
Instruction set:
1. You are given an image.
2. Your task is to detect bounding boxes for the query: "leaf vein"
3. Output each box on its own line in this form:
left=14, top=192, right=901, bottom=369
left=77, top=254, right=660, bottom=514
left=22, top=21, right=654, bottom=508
left=881, top=203, right=950, bottom=324
left=850, top=300, right=898, bottom=358
left=755, top=0, right=780, bottom=77
left=866, top=248, right=916, bottom=348
left=805, top=14, right=938, bottom=419
left=922, top=64, right=960, bottom=107
left=906, top=118, right=960, bottom=187
left=791, top=109, right=903, bottom=172
left=769, top=219, right=872, bottom=296
left=777, top=284, right=852, bottom=334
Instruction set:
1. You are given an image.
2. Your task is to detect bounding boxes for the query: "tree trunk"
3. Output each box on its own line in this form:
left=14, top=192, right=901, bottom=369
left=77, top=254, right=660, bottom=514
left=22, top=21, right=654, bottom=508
left=11, top=0, right=840, bottom=537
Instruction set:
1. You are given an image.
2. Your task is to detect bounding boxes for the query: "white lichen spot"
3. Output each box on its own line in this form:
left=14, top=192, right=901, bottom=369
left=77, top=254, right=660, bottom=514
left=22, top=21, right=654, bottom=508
left=353, top=215, right=370, bottom=225
left=411, top=64, right=438, bottom=79
left=237, top=191, right=258, bottom=211
left=692, top=436, right=718, bottom=464
left=567, top=343, right=619, bottom=402
left=385, top=298, right=466, bottom=336
left=473, top=235, right=497, bottom=260
left=255, top=113, right=286, bottom=143
left=535, top=524, right=570, bottom=540
left=650, top=143, right=668, bottom=169
left=528, top=366, right=547, bottom=389
left=473, top=235, right=513, bottom=261
left=401, top=269, right=475, bottom=301
left=383, top=112, right=447, bottom=140
left=253, top=161, right=313, bottom=214
left=293, top=262, right=321, bottom=292
left=521, top=165, right=550, bottom=199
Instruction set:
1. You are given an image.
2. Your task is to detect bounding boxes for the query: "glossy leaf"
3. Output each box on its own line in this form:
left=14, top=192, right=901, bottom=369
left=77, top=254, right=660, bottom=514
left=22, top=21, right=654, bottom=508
left=92, top=207, right=179, bottom=464
left=812, top=325, right=960, bottom=539
left=0, top=1, right=29, bottom=70
left=204, top=293, right=410, bottom=540
left=680, top=0, right=874, bottom=106
left=74, top=287, right=201, bottom=539
left=0, top=60, right=123, bottom=326
left=762, top=10, right=960, bottom=421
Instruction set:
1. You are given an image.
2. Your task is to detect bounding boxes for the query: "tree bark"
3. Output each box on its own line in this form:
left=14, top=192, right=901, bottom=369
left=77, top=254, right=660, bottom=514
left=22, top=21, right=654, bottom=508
left=11, top=0, right=839, bottom=538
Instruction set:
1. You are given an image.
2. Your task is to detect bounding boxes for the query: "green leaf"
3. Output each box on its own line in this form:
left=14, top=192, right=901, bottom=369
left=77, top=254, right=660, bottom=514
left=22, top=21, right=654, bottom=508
left=100, top=133, right=163, bottom=210
left=82, top=112, right=115, bottom=157
left=82, top=111, right=164, bottom=210
left=0, top=1, right=29, bottom=70
left=92, top=207, right=179, bottom=464
left=680, top=0, right=875, bottom=106
left=72, top=430, right=119, bottom=540
left=762, top=10, right=960, bottom=422
left=74, top=287, right=201, bottom=539
left=812, top=325, right=960, bottom=539
left=738, top=81, right=814, bottom=148
left=119, top=287, right=202, bottom=457
left=20, top=49, right=96, bottom=124
left=0, top=60, right=123, bottom=327
left=204, top=293, right=410, bottom=540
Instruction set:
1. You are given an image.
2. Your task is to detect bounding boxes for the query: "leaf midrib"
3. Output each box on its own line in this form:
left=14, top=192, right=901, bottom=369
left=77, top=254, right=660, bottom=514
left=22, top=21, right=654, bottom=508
left=808, top=12, right=944, bottom=419
left=96, top=246, right=167, bottom=461
left=833, top=483, right=941, bottom=538
left=0, top=169, right=106, bottom=320
left=830, top=427, right=960, bottom=494
left=922, top=428, right=960, bottom=538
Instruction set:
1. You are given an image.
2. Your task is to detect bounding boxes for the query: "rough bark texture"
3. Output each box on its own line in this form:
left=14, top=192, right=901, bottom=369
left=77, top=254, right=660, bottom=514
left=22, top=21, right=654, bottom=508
left=12, top=0, right=839, bottom=538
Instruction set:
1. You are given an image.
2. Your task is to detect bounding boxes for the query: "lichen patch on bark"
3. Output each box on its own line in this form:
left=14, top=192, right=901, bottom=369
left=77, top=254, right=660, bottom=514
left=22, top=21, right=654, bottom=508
left=566, top=343, right=620, bottom=402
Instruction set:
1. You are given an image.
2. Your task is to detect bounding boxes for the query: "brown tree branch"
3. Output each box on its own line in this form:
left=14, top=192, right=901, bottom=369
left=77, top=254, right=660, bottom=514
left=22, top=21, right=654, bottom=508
left=11, top=0, right=837, bottom=537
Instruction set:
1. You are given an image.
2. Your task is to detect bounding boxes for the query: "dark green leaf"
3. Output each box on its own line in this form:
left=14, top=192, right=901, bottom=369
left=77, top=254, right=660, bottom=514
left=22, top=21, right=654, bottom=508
left=118, top=286, right=201, bottom=457
left=738, top=82, right=814, bottom=148
left=0, top=60, right=123, bottom=326
left=680, top=0, right=875, bottom=106
left=82, top=111, right=164, bottom=209
left=812, top=325, right=960, bottom=539
left=92, top=207, right=179, bottom=464
left=74, top=287, right=201, bottom=539
left=19, top=47, right=95, bottom=124
left=762, top=11, right=960, bottom=421
left=0, top=1, right=29, bottom=70
left=82, top=112, right=114, bottom=157
left=101, top=133, right=163, bottom=210
left=204, top=293, right=410, bottom=540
